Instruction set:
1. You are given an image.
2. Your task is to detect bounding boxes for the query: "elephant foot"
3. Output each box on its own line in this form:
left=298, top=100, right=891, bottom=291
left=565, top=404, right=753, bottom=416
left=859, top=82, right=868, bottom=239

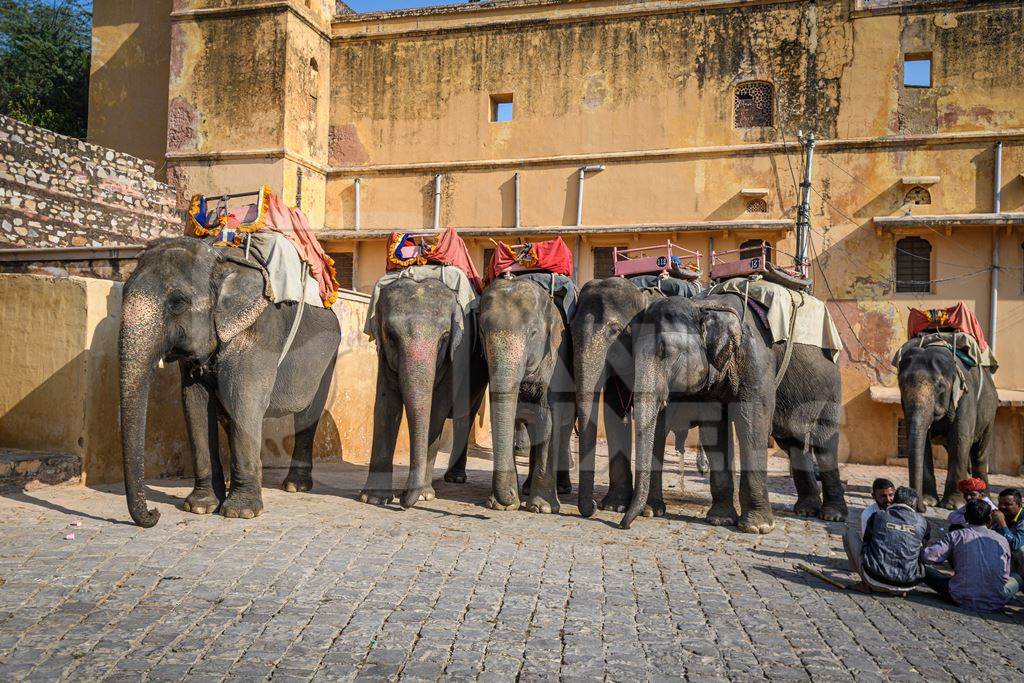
left=922, top=494, right=939, bottom=508
left=282, top=468, right=312, bottom=493
left=938, top=494, right=962, bottom=511
left=793, top=496, right=822, bottom=518
left=485, top=494, right=520, bottom=511
left=443, top=469, right=467, bottom=484
left=578, top=497, right=596, bottom=518
left=525, top=494, right=559, bottom=515
left=643, top=498, right=666, bottom=518
left=557, top=472, right=572, bottom=496
left=399, top=486, right=435, bottom=509
left=738, top=511, right=775, bottom=535
left=220, top=492, right=263, bottom=520
left=359, top=490, right=395, bottom=506
left=600, top=489, right=633, bottom=513
left=705, top=504, right=738, bottom=527
left=183, top=489, right=221, bottom=515
left=819, top=502, right=848, bottom=522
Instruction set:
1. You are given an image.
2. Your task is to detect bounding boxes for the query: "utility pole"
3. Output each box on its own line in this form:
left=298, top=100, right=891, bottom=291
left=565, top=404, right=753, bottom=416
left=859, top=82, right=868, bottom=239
left=795, top=131, right=815, bottom=279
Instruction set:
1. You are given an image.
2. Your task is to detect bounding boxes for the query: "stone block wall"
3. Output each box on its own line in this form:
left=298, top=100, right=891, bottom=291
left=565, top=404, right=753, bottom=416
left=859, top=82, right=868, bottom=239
left=0, top=115, right=182, bottom=250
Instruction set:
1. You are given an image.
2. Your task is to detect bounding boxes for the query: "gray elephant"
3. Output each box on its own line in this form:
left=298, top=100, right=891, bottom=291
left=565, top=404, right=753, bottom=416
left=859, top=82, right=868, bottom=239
left=119, top=238, right=340, bottom=527
left=620, top=293, right=847, bottom=533
left=359, top=277, right=487, bottom=508
left=478, top=278, right=573, bottom=513
left=897, top=339, right=997, bottom=511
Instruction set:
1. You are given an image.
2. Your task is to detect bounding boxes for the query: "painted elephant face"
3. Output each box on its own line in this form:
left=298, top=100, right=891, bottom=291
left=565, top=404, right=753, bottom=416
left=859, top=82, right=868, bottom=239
left=373, top=278, right=463, bottom=375
left=898, top=347, right=955, bottom=421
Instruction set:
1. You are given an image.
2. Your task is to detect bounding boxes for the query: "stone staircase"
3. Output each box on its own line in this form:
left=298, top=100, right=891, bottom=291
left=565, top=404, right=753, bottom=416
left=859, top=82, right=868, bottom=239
left=0, top=448, right=81, bottom=492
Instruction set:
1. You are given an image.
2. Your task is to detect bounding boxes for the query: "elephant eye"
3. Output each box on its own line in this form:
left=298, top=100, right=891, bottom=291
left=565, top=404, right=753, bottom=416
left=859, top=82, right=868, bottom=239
left=167, top=292, right=191, bottom=315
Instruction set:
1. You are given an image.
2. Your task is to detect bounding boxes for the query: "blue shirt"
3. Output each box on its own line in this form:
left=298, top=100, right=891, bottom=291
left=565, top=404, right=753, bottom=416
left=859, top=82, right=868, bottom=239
left=994, top=509, right=1024, bottom=552
left=922, top=525, right=1013, bottom=612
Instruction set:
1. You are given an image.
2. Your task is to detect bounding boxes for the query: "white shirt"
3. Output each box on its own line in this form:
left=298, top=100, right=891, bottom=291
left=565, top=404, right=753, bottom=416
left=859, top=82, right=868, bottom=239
left=860, top=502, right=880, bottom=536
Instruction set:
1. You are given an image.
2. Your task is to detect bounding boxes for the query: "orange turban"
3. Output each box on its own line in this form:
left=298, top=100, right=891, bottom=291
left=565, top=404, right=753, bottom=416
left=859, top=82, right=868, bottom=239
left=957, top=477, right=987, bottom=495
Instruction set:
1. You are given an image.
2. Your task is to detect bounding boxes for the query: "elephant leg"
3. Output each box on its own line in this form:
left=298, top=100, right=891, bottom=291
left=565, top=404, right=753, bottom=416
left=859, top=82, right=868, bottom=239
left=972, top=425, right=992, bottom=484
left=518, top=419, right=535, bottom=495
left=412, top=403, right=449, bottom=503
left=704, top=410, right=738, bottom=527
left=181, top=372, right=223, bottom=515
left=813, top=431, right=847, bottom=522
left=786, top=436, right=822, bottom=518
left=736, top=400, right=774, bottom=534
left=524, top=400, right=559, bottom=514
left=644, top=409, right=667, bottom=518
left=601, top=381, right=633, bottom=512
left=221, top=408, right=265, bottom=520
left=283, top=355, right=336, bottom=493
left=445, top=379, right=485, bottom=484
left=360, top=366, right=402, bottom=505
left=940, top=425, right=974, bottom=510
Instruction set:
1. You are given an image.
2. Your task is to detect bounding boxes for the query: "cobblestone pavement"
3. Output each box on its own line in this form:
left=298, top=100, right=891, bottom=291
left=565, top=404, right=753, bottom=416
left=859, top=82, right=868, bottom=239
left=2, top=450, right=1024, bottom=682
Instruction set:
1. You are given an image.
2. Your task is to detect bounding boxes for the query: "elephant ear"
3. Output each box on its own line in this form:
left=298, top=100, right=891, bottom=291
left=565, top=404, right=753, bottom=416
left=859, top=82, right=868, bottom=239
left=699, top=303, right=742, bottom=373
left=214, top=266, right=269, bottom=344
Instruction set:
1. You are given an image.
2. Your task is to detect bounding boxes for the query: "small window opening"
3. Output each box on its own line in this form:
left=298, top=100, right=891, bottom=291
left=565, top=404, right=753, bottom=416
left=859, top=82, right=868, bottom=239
left=734, top=81, right=773, bottom=128
left=482, top=248, right=494, bottom=274
left=745, top=198, right=768, bottom=213
left=895, top=236, right=931, bottom=293
left=490, top=94, right=513, bottom=122
left=739, top=239, right=772, bottom=263
left=905, top=186, right=931, bottom=205
left=897, top=417, right=909, bottom=459
left=592, top=246, right=625, bottom=280
left=904, top=54, right=932, bottom=88
left=328, top=251, right=354, bottom=290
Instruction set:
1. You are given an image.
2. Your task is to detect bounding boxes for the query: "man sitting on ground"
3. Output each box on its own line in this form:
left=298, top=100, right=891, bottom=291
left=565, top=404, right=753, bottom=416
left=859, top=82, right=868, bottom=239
left=859, top=478, right=896, bottom=536
left=921, top=499, right=1022, bottom=612
left=990, top=488, right=1024, bottom=573
left=948, top=477, right=996, bottom=531
left=846, top=487, right=929, bottom=595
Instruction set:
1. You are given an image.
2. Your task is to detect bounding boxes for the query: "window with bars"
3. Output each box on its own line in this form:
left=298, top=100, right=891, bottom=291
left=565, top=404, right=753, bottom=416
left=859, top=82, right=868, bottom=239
left=739, top=239, right=772, bottom=264
left=895, top=236, right=932, bottom=293
left=734, top=81, right=773, bottom=128
left=593, top=246, right=624, bottom=279
left=328, top=252, right=354, bottom=291
left=905, top=186, right=931, bottom=205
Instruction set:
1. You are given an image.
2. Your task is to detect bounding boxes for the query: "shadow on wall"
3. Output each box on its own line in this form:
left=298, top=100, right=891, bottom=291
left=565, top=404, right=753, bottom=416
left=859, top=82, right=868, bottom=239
left=88, top=0, right=173, bottom=172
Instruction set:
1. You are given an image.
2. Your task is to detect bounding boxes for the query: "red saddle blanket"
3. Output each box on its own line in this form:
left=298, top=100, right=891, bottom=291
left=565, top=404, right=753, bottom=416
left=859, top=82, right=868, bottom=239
left=386, top=228, right=483, bottom=293
left=486, top=237, right=574, bottom=283
left=908, top=303, right=988, bottom=352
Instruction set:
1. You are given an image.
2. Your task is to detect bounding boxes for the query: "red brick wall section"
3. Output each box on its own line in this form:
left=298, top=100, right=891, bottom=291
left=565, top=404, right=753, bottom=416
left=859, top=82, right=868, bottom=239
left=0, top=115, right=184, bottom=251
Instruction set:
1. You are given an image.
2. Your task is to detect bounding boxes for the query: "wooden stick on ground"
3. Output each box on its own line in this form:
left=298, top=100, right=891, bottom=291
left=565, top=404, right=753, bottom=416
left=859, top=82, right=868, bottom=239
left=794, top=562, right=850, bottom=590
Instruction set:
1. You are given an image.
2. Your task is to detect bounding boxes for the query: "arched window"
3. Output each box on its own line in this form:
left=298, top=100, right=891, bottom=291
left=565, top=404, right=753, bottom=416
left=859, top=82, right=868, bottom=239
left=739, top=239, right=772, bottom=264
left=895, top=236, right=932, bottom=293
left=905, top=186, right=931, bottom=205
left=734, top=81, right=773, bottom=128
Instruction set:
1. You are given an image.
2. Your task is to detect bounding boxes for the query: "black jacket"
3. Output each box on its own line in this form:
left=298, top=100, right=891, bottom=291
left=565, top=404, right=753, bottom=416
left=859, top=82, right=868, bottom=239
left=862, top=504, right=931, bottom=587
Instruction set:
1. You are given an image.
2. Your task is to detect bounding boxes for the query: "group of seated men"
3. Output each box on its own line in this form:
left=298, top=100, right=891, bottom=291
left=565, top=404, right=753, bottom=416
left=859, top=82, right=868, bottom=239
left=842, top=477, right=1024, bottom=612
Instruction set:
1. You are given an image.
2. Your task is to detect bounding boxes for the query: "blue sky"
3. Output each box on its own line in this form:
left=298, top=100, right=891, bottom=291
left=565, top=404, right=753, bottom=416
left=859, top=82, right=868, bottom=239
left=343, top=0, right=458, bottom=11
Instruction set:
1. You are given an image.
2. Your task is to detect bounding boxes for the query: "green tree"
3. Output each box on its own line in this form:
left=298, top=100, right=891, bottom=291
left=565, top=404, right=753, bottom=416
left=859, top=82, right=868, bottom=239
left=0, top=0, right=91, bottom=138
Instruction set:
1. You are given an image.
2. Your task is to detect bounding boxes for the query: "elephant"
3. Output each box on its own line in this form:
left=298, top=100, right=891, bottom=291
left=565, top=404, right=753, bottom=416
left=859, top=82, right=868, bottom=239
left=620, top=292, right=847, bottom=533
left=359, top=277, right=487, bottom=508
left=119, top=238, right=340, bottom=527
left=897, top=342, right=997, bottom=511
left=478, top=277, right=574, bottom=513
left=572, top=277, right=670, bottom=518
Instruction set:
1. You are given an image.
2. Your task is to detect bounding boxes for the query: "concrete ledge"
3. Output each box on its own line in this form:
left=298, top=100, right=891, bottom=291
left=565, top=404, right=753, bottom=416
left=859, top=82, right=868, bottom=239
left=871, top=384, right=1024, bottom=409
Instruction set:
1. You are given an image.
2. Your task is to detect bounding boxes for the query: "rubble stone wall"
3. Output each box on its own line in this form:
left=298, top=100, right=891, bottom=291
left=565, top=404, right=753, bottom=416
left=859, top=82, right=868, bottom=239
left=0, top=115, right=182, bottom=250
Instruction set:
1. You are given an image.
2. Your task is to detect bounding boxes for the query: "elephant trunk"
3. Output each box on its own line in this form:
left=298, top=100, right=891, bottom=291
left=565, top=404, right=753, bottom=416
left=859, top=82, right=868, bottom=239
left=620, top=356, right=660, bottom=529
left=901, top=380, right=935, bottom=510
left=488, top=368, right=523, bottom=507
left=398, top=341, right=439, bottom=509
left=574, top=345, right=607, bottom=518
left=118, top=289, right=164, bottom=527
